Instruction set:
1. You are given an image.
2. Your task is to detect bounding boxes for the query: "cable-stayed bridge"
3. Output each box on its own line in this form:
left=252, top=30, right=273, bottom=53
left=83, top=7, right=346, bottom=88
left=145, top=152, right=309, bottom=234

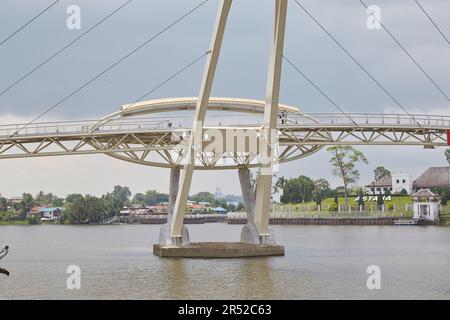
left=1, top=0, right=449, bottom=256
left=0, top=97, right=448, bottom=168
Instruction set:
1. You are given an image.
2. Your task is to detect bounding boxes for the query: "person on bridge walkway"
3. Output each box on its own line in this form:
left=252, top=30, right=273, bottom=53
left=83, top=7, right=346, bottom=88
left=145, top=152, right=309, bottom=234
left=279, top=111, right=287, bottom=125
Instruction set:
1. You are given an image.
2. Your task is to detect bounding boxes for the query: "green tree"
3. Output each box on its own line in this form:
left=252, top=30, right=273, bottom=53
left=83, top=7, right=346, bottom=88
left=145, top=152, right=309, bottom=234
left=111, top=186, right=131, bottom=206
left=313, top=178, right=330, bottom=206
left=52, top=198, right=64, bottom=207
left=274, top=176, right=286, bottom=195
left=85, top=195, right=105, bottom=224
left=64, top=194, right=89, bottom=224
left=442, top=192, right=448, bottom=206
left=35, top=191, right=60, bottom=206
left=191, top=192, right=215, bottom=204
left=280, top=176, right=314, bottom=204
left=358, top=190, right=365, bottom=211
left=377, top=193, right=384, bottom=211
left=132, top=190, right=169, bottom=206
left=327, top=146, right=368, bottom=210
left=101, top=194, right=123, bottom=218
left=227, top=203, right=236, bottom=212
left=132, top=193, right=146, bottom=206
left=213, top=199, right=228, bottom=208
left=35, top=191, right=45, bottom=204
left=0, top=196, right=7, bottom=212
left=19, top=193, right=34, bottom=220
left=374, top=166, right=391, bottom=181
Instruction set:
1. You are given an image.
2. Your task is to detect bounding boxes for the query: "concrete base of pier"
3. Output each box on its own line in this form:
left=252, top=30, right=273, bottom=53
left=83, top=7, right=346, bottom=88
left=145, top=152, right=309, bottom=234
left=153, top=242, right=285, bottom=258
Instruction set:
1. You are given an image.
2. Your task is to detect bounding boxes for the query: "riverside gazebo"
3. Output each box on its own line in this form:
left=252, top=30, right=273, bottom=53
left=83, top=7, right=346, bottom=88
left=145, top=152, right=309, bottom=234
left=412, top=189, right=441, bottom=223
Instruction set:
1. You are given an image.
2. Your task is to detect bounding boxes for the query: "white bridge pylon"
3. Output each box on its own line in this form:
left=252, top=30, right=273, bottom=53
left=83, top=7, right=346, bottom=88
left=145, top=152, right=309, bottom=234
left=1, top=0, right=449, bottom=246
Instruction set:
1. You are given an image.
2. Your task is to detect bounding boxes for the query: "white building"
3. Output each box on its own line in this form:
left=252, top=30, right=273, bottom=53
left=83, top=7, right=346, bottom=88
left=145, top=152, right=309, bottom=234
left=392, top=172, right=413, bottom=194
left=365, top=172, right=413, bottom=195
left=412, top=189, right=440, bottom=223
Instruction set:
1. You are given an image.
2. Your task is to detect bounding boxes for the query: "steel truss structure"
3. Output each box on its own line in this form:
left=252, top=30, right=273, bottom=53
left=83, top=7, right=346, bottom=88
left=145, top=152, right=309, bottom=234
left=0, top=104, right=448, bottom=169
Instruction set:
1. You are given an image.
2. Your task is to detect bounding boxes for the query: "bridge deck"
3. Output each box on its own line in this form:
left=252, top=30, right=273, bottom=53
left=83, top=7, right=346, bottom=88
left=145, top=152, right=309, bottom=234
left=0, top=113, right=447, bottom=168
left=0, top=113, right=448, bottom=138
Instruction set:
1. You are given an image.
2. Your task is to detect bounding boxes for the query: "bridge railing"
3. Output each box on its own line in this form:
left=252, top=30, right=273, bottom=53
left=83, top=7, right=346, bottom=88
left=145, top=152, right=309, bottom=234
left=0, top=118, right=175, bottom=137
left=1, top=112, right=449, bottom=138
left=286, top=113, right=450, bottom=128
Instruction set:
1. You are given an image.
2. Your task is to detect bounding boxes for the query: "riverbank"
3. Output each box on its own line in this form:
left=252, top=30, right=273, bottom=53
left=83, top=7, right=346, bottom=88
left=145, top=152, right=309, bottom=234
left=227, top=217, right=399, bottom=225
left=2, top=213, right=447, bottom=226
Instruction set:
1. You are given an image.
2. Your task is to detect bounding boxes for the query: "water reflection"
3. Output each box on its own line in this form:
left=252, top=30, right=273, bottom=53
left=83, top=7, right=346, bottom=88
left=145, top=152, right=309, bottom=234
left=162, top=259, right=190, bottom=299
left=237, top=258, right=275, bottom=299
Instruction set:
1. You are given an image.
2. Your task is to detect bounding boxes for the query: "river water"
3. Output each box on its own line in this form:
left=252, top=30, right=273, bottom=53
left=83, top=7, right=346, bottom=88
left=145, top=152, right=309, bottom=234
left=0, top=224, right=449, bottom=300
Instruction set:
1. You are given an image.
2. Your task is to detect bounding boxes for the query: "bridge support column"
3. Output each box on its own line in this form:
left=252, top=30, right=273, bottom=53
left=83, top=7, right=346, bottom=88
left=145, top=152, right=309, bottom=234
left=254, top=0, right=287, bottom=244
left=239, top=168, right=276, bottom=245
left=169, top=0, right=232, bottom=245
left=159, top=166, right=189, bottom=246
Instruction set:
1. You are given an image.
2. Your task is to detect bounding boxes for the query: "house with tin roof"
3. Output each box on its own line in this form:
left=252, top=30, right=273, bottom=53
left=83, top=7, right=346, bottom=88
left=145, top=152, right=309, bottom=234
left=28, top=206, right=62, bottom=221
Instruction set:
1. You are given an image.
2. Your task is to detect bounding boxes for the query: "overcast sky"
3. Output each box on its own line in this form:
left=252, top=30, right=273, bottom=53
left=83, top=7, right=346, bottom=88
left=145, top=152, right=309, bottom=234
left=0, top=0, right=449, bottom=198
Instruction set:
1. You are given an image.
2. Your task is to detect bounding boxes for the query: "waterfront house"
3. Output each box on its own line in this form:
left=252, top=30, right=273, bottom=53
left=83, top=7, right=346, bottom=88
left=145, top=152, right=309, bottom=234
left=39, top=208, right=62, bottom=221
left=28, top=206, right=62, bottom=221
left=148, top=204, right=168, bottom=214
left=190, top=204, right=208, bottom=214
left=121, top=204, right=168, bottom=217
left=7, top=196, right=21, bottom=204
left=198, top=201, right=211, bottom=207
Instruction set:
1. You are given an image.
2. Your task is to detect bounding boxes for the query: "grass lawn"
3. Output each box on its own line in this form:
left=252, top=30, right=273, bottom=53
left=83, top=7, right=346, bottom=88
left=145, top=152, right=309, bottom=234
left=273, top=196, right=414, bottom=217
left=276, top=196, right=412, bottom=208
left=274, top=196, right=450, bottom=219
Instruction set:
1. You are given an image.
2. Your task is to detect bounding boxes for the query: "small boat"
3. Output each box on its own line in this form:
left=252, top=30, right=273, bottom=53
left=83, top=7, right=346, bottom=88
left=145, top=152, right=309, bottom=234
left=394, top=219, right=419, bottom=226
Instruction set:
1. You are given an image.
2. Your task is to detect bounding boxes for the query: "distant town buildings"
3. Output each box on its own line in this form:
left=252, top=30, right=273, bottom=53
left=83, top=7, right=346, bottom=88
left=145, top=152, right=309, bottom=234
left=214, top=187, right=224, bottom=200
left=27, top=206, right=62, bottom=221
left=120, top=201, right=213, bottom=219
left=7, top=197, right=21, bottom=204
left=365, top=167, right=450, bottom=195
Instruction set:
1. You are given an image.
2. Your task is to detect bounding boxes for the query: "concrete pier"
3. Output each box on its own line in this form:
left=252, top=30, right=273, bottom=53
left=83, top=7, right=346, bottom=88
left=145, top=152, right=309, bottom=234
left=153, top=242, right=285, bottom=258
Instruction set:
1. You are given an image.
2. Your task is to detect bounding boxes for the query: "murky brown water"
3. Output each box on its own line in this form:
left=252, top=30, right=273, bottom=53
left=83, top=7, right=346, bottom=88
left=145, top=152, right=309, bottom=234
left=0, top=224, right=449, bottom=299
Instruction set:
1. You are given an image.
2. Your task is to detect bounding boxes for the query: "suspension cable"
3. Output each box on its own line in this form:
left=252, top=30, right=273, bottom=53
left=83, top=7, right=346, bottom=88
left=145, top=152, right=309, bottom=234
left=129, top=51, right=210, bottom=107
left=0, top=0, right=61, bottom=48
left=292, top=0, right=421, bottom=127
left=283, top=55, right=360, bottom=127
left=0, top=0, right=133, bottom=97
left=414, top=0, right=450, bottom=46
left=360, top=0, right=450, bottom=102
left=9, top=0, right=210, bottom=137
